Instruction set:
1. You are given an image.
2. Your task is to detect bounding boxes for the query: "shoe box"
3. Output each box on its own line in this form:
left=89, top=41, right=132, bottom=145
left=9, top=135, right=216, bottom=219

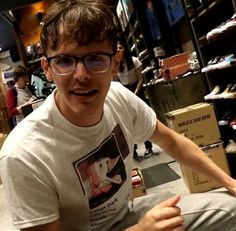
left=131, top=168, right=147, bottom=199
left=180, top=142, right=230, bottom=193
left=165, top=102, right=221, bottom=146
left=159, top=52, right=191, bottom=80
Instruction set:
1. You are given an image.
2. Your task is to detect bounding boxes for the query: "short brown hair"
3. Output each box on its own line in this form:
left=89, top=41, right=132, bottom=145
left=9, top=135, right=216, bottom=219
left=13, top=65, right=28, bottom=82
left=40, top=0, right=119, bottom=55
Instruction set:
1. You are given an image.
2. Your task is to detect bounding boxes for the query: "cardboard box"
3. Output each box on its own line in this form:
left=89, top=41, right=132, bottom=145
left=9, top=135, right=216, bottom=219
left=165, top=103, right=221, bottom=146
left=180, top=142, right=230, bottom=193
left=132, top=168, right=147, bottom=199
left=160, top=52, right=190, bottom=69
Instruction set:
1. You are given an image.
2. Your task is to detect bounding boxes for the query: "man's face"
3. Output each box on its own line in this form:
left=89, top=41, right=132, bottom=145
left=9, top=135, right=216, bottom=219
left=41, top=40, right=118, bottom=126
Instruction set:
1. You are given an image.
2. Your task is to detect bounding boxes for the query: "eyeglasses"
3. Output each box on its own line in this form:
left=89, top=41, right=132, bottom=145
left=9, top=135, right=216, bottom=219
left=46, top=52, right=113, bottom=76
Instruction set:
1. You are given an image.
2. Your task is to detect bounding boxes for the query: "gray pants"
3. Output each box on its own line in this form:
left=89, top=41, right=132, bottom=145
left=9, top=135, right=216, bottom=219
left=111, top=188, right=236, bottom=231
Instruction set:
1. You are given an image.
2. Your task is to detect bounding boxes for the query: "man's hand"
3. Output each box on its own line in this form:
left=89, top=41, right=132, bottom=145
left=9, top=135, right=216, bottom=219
left=132, top=195, right=184, bottom=231
left=27, top=95, right=37, bottom=104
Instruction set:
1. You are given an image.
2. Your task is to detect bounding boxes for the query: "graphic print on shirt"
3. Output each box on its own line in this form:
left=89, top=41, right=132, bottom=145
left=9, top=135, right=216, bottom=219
left=73, top=124, right=130, bottom=227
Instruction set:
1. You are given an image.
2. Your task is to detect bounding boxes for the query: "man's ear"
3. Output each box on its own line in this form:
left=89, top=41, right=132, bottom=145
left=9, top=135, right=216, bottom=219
left=111, top=51, right=122, bottom=76
left=41, top=57, right=53, bottom=82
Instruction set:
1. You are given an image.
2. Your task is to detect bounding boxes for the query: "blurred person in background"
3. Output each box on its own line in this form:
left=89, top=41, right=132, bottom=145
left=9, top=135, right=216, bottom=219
left=5, top=65, right=36, bottom=128
left=116, top=39, right=154, bottom=159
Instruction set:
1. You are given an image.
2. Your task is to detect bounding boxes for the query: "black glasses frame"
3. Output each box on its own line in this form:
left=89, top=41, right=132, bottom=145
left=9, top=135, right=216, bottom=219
left=46, top=52, right=114, bottom=76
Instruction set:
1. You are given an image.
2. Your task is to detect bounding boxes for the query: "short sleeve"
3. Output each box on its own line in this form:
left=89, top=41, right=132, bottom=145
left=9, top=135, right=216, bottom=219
left=0, top=156, right=59, bottom=229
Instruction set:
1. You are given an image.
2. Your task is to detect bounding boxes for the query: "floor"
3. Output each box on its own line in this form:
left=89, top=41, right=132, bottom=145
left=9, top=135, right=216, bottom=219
left=0, top=144, right=189, bottom=230
left=132, top=143, right=189, bottom=195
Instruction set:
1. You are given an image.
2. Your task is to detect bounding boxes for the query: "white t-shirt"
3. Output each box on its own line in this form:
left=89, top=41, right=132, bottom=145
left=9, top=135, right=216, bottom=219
left=0, top=82, right=156, bottom=231
left=117, top=57, right=142, bottom=86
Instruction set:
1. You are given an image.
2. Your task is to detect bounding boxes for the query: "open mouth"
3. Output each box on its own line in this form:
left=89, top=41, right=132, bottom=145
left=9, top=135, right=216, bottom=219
left=70, top=89, right=98, bottom=97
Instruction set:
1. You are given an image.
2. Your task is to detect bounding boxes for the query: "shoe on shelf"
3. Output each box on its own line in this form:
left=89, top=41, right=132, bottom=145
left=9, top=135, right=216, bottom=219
left=201, top=56, right=221, bottom=73
left=206, top=14, right=236, bottom=41
left=225, top=139, right=236, bottom=154
left=221, top=83, right=236, bottom=99
left=206, top=22, right=225, bottom=40
left=218, top=110, right=235, bottom=126
left=213, top=54, right=236, bottom=70
left=229, top=117, right=236, bottom=129
left=144, top=148, right=153, bottom=158
left=204, top=85, right=222, bottom=100
left=212, top=83, right=234, bottom=99
left=221, top=13, right=236, bottom=32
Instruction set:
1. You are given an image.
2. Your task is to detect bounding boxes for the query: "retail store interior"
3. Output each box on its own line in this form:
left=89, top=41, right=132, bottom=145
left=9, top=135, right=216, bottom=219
left=1, top=0, right=236, bottom=230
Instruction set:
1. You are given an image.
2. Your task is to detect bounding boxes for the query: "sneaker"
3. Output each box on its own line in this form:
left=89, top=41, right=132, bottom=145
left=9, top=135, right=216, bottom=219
left=225, top=139, right=236, bottom=153
left=138, top=49, right=148, bottom=60
left=213, top=54, right=236, bottom=70
left=204, top=85, right=222, bottom=100
left=221, top=83, right=236, bottom=99
left=144, top=148, right=153, bottom=158
left=206, top=14, right=236, bottom=41
left=218, top=110, right=235, bottom=125
left=201, top=56, right=221, bottom=73
left=221, top=14, right=236, bottom=32
left=142, top=65, right=157, bottom=74
left=213, top=83, right=235, bottom=99
left=206, top=22, right=226, bottom=40
left=229, top=117, right=236, bottom=129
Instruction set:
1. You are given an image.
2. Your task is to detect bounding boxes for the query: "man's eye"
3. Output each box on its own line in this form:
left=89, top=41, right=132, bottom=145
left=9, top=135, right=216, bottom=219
left=87, top=55, right=103, bottom=62
left=55, top=57, right=74, bottom=65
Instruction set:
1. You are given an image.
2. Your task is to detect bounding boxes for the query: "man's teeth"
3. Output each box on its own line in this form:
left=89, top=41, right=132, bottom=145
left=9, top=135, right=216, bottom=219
left=74, top=89, right=92, bottom=94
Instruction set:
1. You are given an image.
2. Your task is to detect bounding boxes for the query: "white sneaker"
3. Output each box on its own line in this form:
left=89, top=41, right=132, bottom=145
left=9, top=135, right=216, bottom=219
left=204, top=85, right=221, bottom=100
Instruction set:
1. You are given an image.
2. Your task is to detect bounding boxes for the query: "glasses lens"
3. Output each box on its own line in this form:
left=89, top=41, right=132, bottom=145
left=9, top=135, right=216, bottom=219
left=50, top=56, right=75, bottom=75
left=85, top=54, right=111, bottom=72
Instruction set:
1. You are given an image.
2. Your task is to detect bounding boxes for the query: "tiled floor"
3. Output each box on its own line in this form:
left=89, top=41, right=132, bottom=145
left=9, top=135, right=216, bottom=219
left=132, top=143, right=189, bottom=195
left=0, top=144, right=189, bottom=230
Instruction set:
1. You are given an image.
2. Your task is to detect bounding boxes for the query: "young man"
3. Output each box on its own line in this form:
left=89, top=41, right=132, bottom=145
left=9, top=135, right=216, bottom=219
left=5, top=65, right=36, bottom=128
left=0, top=1, right=236, bottom=231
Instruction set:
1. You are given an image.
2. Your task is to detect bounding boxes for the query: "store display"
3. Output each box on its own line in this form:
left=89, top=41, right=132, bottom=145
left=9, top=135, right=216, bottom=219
left=184, top=0, right=236, bottom=175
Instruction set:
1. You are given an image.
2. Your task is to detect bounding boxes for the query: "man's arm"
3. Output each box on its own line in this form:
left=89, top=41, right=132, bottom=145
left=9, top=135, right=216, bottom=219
left=149, top=120, right=236, bottom=195
left=21, top=219, right=60, bottom=231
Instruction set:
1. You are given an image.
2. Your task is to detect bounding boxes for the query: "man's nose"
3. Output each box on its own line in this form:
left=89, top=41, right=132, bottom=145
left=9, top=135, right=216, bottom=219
left=72, top=62, right=92, bottom=82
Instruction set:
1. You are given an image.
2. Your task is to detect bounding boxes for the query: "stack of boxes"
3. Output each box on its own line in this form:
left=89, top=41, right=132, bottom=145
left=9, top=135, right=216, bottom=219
left=165, top=102, right=230, bottom=193
left=159, top=52, right=191, bottom=81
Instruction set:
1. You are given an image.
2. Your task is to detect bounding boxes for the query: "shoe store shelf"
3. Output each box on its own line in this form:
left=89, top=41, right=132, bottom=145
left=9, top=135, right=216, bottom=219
left=184, top=0, right=236, bottom=177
